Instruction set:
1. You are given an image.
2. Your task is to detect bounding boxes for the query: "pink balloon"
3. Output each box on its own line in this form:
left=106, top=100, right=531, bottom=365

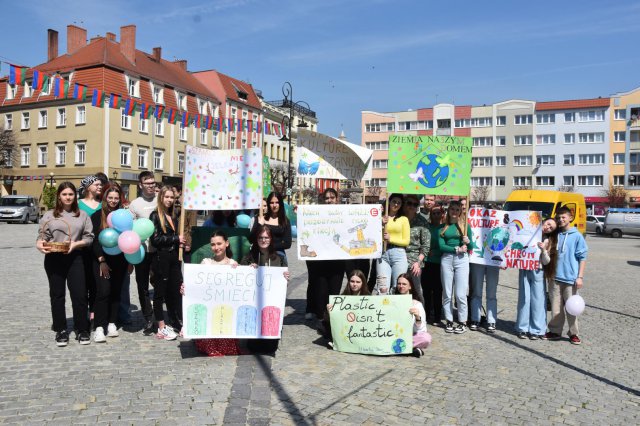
left=107, top=211, right=114, bottom=228
left=118, top=230, right=142, bottom=255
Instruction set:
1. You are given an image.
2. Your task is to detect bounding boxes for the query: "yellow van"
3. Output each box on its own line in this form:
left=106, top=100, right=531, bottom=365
left=503, top=190, right=586, bottom=235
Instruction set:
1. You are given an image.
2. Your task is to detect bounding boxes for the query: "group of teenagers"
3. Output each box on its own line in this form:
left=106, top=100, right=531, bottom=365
left=36, top=171, right=587, bottom=356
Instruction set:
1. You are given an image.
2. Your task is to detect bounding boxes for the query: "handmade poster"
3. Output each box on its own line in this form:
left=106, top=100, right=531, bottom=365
left=262, top=155, right=272, bottom=197
left=296, top=129, right=373, bottom=181
left=329, top=295, right=413, bottom=355
left=182, top=264, right=287, bottom=339
left=183, top=146, right=262, bottom=210
left=387, top=135, right=472, bottom=196
left=297, top=204, right=383, bottom=260
left=468, top=208, right=543, bottom=270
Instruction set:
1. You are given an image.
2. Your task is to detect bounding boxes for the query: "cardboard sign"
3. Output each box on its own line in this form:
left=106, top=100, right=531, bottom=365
left=468, top=208, right=543, bottom=270
left=182, top=264, right=287, bottom=338
left=387, top=135, right=472, bottom=196
left=329, top=295, right=413, bottom=355
left=297, top=204, right=383, bottom=260
left=183, top=146, right=262, bottom=210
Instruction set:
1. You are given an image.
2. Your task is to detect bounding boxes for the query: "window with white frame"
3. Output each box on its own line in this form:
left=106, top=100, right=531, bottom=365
left=120, top=144, right=131, bottom=166
left=74, top=142, right=86, bottom=164
left=75, top=106, right=86, bottom=125
left=198, top=99, right=207, bottom=115
left=614, top=109, right=626, bottom=120
left=471, top=117, right=492, bottom=127
left=535, top=176, right=555, bottom=187
left=37, top=145, right=47, bottom=166
left=514, top=135, right=532, bottom=146
left=155, top=119, right=164, bottom=136
left=577, top=175, right=603, bottom=186
left=200, top=128, right=207, bottom=145
left=23, top=82, right=32, bottom=98
left=514, top=114, right=533, bottom=125
left=121, top=109, right=131, bottom=130
left=472, top=157, right=492, bottom=167
left=153, top=150, right=164, bottom=170
left=231, top=135, right=236, bottom=148
left=137, top=147, right=148, bottom=169
left=471, top=177, right=492, bottom=186
left=496, top=116, right=506, bottom=126
left=4, top=114, right=12, bottom=130
left=496, top=156, right=506, bottom=166
left=365, top=178, right=387, bottom=187
left=176, top=92, right=187, bottom=110
left=614, top=131, right=626, bottom=142
left=563, top=154, right=574, bottom=165
left=212, top=131, right=219, bottom=148
left=472, top=137, right=492, bottom=147
left=536, top=134, right=555, bottom=145
left=564, top=112, right=575, bottom=122
left=139, top=117, right=149, bottom=134
left=513, top=176, right=532, bottom=186
left=179, top=123, right=187, bottom=141
left=231, top=107, right=237, bottom=118
left=578, top=154, right=605, bottom=165
left=495, top=176, right=505, bottom=186
left=241, top=137, right=247, bottom=149
left=578, top=132, right=605, bottom=143
left=578, top=110, right=604, bottom=122
left=20, top=146, right=30, bottom=166
left=253, top=114, right=258, bottom=133
left=613, top=175, right=625, bottom=186
left=496, top=136, right=506, bottom=146
left=372, top=159, right=388, bottom=169
left=365, top=123, right=395, bottom=132
left=454, top=119, right=469, bottom=128
left=514, top=155, right=532, bottom=166
left=21, top=112, right=30, bottom=129
left=563, top=176, right=574, bottom=186
left=126, top=76, right=140, bottom=98
left=564, top=133, right=575, bottom=144
left=56, top=108, right=66, bottom=127
left=5, top=83, right=16, bottom=100
left=365, top=141, right=389, bottom=150
left=613, top=153, right=625, bottom=164
left=55, top=144, right=66, bottom=166
left=536, top=113, right=555, bottom=124
left=536, top=155, right=555, bottom=165
left=38, top=110, right=48, bottom=128
left=178, top=152, right=185, bottom=173
left=152, top=84, right=164, bottom=104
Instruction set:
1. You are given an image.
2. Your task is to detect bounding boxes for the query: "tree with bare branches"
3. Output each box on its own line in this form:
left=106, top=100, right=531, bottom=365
left=472, top=186, right=490, bottom=205
left=0, top=126, right=19, bottom=170
left=602, top=183, right=627, bottom=208
left=556, top=185, right=574, bottom=193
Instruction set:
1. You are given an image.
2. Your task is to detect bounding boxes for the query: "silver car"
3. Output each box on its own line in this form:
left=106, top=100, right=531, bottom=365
left=586, top=215, right=605, bottom=234
left=0, top=195, right=40, bottom=224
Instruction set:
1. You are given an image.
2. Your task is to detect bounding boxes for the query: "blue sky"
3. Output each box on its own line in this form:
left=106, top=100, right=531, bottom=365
left=1, top=0, right=640, bottom=144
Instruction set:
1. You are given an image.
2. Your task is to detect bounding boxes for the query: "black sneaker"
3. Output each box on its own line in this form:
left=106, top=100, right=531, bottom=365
left=77, top=331, right=91, bottom=345
left=529, top=334, right=539, bottom=340
left=412, top=348, right=424, bottom=358
left=517, top=331, right=528, bottom=339
left=55, top=331, right=69, bottom=347
left=486, top=323, right=496, bottom=334
left=469, top=321, right=479, bottom=331
left=453, top=323, right=467, bottom=334
left=143, top=320, right=155, bottom=336
left=445, top=321, right=455, bottom=333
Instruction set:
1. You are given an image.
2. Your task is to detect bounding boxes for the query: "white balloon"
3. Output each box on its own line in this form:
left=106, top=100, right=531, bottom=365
left=565, top=294, right=585, bottom=316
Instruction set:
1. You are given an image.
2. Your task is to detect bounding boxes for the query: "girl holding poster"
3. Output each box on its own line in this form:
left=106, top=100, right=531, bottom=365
left=375, top=194, right=410, bottom=295
left=439, top=200, right=474, bottom=334
left=396, top=273, right=431, bottom=358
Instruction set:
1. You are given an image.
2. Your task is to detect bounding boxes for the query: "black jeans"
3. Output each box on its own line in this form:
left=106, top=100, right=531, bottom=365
left=134, top=252, right=153, bottom=322
left=82, top=248, right=96, bottom=314
left=92, top=255, right=127, bottom=330
left=422, top=261, right=443, bottom=322
left=151, top=250, right=183, bottom=323
left=306, top=260, right=345, bottom=318
left=44, top=252, right=89, bottom=333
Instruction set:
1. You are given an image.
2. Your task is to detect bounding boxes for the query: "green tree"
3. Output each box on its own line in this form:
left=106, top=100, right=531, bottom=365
left=42, top=185, right=57, bottom=210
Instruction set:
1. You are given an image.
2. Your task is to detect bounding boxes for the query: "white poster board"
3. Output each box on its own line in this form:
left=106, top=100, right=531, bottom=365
left=182, top=264, right=287, bottom=338
left=297, top=204, right=383, bottom=260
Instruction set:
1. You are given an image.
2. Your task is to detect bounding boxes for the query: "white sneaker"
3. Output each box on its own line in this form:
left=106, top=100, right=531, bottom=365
left=94, top=327, right=106, bottom=343
left=107, top=323, right=119, bottom=338
left=157, top=326, right=177, bottom=341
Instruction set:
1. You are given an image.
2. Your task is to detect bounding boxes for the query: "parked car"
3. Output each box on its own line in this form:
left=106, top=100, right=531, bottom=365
left=603, top=208, right=640, bottom=238
left=586, top=215, right=605, bottom=234
left=0, top=195, right=40, bottom=224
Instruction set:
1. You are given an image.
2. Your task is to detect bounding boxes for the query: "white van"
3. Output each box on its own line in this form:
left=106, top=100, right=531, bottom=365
left=0, top=195, right=40, bottom=224
left=602, top=208, right=640, bottom=238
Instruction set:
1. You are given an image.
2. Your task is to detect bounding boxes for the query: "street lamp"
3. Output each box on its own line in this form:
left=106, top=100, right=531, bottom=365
left=48, top=172, right=54, bottom=187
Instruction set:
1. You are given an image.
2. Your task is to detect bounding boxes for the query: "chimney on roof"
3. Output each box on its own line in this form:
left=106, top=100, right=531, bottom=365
left=120, top=25, right=136, bottom=64
left=67, top=24, right=87, bottom=54
left=106, top=32, right=116, bottom=42
left=90, top=35, right=101, bottom=43
left=47, top=29, right=58, bottom=62
left=174, top=59, right=187, bottom=71
left=152, top=47, right=161, bottom=62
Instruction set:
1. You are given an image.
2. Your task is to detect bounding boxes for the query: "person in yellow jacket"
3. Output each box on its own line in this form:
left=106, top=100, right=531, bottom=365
left=374, top=194, right=410, bottom=294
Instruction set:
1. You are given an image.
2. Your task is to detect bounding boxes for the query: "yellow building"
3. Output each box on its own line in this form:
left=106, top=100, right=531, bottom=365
left=610, top=87, right=640, bottom=207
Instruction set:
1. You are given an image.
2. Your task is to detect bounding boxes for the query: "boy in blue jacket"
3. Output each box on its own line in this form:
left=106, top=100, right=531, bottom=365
left=545, top=206, right=588, bottom=345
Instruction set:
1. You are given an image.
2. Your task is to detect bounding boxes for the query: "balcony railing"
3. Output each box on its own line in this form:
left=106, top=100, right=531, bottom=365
left=436, top=128, right=451, bottom=136
left=265, top=99, right=317, bottom=118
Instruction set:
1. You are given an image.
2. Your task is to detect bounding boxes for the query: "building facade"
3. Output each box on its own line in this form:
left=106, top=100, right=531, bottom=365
left=610, top=87, right=640, bottom=208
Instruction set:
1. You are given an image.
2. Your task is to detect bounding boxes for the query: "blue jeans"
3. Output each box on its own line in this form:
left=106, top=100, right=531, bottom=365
left=118, top=274, right=131, bottom=323
left=441, top=253, right=469, bottom=322
left=375, top=248, right=408, bottom=294
left=516, top=269, right=547, bottom=335
left=470, top=263, right=500, bottom=323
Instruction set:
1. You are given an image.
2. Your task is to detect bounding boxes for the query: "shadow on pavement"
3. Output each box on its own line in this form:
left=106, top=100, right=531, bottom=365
left=627, top=260, right=640, bottom=267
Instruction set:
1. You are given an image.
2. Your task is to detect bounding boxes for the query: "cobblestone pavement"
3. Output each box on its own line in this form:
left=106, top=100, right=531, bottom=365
left=1, top=223, right=638, bottom=425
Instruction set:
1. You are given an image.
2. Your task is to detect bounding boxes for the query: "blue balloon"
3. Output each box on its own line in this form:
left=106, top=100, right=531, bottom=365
left=124, top=245, right=145, bottom=265
left=236, top=214, right=251, bottom=228
left=111, top=209, right=133, bottom=233
left=291, top=225, right=297, bottom=239
left=103, top=245, right=122, bottom=255
left=99, top=228, right=120, bottom=248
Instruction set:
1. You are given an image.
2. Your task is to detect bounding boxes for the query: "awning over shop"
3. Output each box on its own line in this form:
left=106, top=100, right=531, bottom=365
left=584, top=197, right=609, bottom=203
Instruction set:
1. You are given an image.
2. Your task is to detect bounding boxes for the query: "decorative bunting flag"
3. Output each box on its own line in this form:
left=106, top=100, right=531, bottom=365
left=91, top=89, right=105, bottom=107
left=216, top=117, right=222, bottom=131
left=31, top=70, right=50, bottom=91
left=109, top=93, right=122, bottom=109
left=227, top=119, right=233, bottom=131
left=73, top=83, right=87, bottom=101
left=205, top=116, right=213, bottom=130
left=140, top=103, right=153, bottom=119
left=167, top=108, right=178, bottom=124
left=53, top=77, right=69, bottom=98
left=123, top=99, right=137, bottom=116
left=154, top=105, right=165, bottom=120
left=9, top=64, right=27, bottom=86
left=181, top=111, right=190, bottom=127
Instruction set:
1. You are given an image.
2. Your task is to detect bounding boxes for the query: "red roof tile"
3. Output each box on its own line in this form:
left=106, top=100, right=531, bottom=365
left=193, top=70, right=262, bottom=110
left=535, top=98, right=610, bottom=111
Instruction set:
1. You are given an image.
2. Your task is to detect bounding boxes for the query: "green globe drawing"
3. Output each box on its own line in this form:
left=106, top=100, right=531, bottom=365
left=485, top=227, right=510, bottom=260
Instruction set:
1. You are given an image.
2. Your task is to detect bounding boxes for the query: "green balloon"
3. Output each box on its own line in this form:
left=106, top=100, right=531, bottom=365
left=133, top=218, right=154, bottom=241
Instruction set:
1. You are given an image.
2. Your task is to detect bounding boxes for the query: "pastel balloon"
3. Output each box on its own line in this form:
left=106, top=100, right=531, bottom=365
left=103, top=245, right=122, bottom=256
left=291, top=225, right=297, bottom=239
left=236, top=214, right=251, bottom=228
left=133, top=218, right=155, bottom=241
left=118, top=230, right=141, bottom=254
left=111, top=209, right=134, bottom=233
left=124, top=245, right=145, bottom=265
left=107, top=211, right=114, bottom=228
left=565, top=295, right=585, bottom=316
left=98, top=228, right=120, bottom=248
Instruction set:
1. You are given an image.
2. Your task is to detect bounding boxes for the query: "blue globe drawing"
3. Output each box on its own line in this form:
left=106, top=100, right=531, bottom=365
left=487, top=227, right=510, bottom=252
left=416, top=154, right=449, bottom=188
left=392, top=338, right=407, bottom=354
